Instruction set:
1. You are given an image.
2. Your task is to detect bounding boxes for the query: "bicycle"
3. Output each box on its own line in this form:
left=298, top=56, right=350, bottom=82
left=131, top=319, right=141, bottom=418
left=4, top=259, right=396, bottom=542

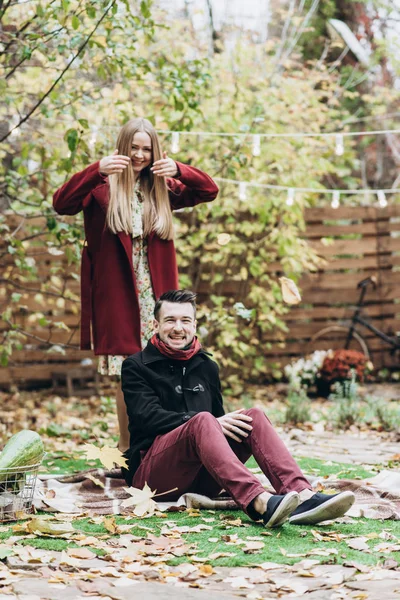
left=309, top=275, right=400, bottom=360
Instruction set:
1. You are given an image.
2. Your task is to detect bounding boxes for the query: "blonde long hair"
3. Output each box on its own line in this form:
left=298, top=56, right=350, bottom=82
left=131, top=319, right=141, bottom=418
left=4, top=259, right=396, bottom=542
left=106, top=118, right=174, bottom=240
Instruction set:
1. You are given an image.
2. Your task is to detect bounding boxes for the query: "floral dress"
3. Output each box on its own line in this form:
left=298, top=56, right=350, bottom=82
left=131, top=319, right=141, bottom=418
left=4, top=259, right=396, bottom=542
left=98, top=181, right=155, bottom=376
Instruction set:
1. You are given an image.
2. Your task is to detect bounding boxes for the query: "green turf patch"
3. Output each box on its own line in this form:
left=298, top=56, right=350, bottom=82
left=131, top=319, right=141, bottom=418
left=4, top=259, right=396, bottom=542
left=41, top=452, right=101, bottom=474
left=1, top=455, right=392, bottom=570
left=1, top=511, right=399, bottom=568
left=245, top=456, right=375, bottom=480
left=295, top=457, right=375, bottom=480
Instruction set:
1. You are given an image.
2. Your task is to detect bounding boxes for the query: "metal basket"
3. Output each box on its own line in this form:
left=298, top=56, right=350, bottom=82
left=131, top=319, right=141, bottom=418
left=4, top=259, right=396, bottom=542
left=0, top=458, right=43, bottom=522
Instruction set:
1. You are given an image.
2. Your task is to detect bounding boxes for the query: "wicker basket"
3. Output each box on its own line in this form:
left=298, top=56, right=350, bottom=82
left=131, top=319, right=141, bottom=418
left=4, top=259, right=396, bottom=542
left=0, top=458, right=43, bottom=521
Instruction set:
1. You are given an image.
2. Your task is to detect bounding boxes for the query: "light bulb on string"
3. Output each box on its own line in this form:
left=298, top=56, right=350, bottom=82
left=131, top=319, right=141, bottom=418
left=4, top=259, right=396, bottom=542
left=170, top=132, right=180, bottom=154
left=239, top=182, right=247, bottom=201
left=286, top=188, right=295, bottom=206
left=331, top=190, right=340, bottom=209
left=335, top=134, right=344, bottom=156
left=252, top=134, right=261, bottom=156
left=89, top=126, right=98, bottom=148
left=377, top=190, right=387, bottom=208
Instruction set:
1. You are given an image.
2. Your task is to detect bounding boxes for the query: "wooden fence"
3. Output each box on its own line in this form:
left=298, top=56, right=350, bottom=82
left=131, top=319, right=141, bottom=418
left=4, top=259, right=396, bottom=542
left=1, top=205, right=399, bottom=388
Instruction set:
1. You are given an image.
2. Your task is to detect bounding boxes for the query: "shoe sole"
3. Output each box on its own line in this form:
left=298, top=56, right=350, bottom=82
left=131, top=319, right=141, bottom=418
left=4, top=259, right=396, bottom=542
left=289, top=491, right=355, bottom=525
left=265, top=491, right=300, bottom=528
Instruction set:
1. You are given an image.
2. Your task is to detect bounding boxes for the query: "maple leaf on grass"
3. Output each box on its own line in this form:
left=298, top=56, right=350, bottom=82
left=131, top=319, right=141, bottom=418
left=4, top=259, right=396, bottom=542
left=82, top=443, right=128, bottom=470
left=122, top=482, right=177, bottom=517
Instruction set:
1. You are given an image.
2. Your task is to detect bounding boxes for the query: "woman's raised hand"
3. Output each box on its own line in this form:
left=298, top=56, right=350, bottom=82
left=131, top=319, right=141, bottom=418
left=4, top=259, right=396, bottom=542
left=99, top=149, right=130, bottom=175
left=151, top=151, right=178, bottom=178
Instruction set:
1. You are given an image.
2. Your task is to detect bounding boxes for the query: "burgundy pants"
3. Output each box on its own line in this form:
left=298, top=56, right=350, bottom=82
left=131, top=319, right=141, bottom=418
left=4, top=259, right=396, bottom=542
left=132, top=408, right=311, bottom=511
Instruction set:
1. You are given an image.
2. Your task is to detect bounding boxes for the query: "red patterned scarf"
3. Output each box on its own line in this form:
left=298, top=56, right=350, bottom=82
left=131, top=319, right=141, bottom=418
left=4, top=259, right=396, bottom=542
left=150, top=334, right=202, bottom=361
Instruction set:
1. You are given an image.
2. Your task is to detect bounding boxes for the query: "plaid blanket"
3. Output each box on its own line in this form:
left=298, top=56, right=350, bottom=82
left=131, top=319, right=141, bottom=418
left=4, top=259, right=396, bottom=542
left=33, top=469, right=400, bottom=519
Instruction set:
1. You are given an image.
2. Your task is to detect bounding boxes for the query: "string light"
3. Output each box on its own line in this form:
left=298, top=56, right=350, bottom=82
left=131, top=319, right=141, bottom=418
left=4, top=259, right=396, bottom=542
left=252, top=134, right=261, bottom=156
left=331, top=190, right=340, bottom=209
left=215, top=177, right=400, bottom=195
left=377, top=190, right=388, bottom=208
left=286, top=188, right=295, bottom=206
left=239, top=182, right=247, bottom=201
left=170, top=132, right=180, bottom=154
left=89, top=126, right=97, bottom=148
left=156, top=127, right=400, bottom=140
left=24, top=116, right=400, bottom=139
left=215, top=177, right=400, bottom=207
left=335, top=134, right=344, bottom=156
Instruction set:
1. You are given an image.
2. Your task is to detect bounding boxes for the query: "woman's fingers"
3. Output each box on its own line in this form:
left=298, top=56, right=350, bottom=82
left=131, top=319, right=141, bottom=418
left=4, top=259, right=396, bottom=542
left=151, top=157, right=177, bottom=177
left=151, top=161, right=167, bottom=170
left=99, top=153, right=130, bottom=175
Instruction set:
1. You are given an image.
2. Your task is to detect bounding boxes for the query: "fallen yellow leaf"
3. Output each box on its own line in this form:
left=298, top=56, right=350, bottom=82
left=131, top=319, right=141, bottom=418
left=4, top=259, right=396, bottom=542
left=82, top=443, right=128, bottom=470
left=279, top=277, right=301, bottom=305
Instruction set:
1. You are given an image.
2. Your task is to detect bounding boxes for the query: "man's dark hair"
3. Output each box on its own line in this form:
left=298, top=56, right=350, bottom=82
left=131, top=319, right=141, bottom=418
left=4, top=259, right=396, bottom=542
left=154, top=289, right=197, bottom=321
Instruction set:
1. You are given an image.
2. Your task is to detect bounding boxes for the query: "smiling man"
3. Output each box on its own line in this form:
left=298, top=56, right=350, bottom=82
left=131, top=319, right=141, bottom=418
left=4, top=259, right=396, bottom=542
left=121, top=290, right=355, bottom=527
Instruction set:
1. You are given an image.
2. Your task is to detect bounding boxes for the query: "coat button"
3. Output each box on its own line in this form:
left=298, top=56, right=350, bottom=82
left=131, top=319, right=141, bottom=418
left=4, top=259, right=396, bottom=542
left=183, top=415, right=191, bottom=421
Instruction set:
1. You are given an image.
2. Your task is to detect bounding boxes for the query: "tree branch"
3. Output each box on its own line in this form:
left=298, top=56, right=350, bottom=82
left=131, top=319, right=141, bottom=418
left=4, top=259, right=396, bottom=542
left=3, top=320, right=80, bottom=349
left=0, top=278, right=79, bottom=302
left=1, top=0, right=117, bottom=142
left=0, top=0, right=12, bottom=22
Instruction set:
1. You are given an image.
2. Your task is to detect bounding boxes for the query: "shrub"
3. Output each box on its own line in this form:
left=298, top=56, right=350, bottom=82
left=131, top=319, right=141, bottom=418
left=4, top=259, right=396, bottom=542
left=284, top=385, right=311, bottom=425
left=374, top=401, right=400, bottom=433
left=330, top=370, right=362, bottom=429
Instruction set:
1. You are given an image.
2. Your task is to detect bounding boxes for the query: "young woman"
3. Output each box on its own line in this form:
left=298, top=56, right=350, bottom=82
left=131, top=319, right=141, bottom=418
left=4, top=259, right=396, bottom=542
left=53, top=118, right=218, bottom=451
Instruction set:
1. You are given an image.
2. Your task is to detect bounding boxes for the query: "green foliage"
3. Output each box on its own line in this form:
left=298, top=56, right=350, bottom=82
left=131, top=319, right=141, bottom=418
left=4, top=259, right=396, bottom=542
left=372, top=399, right=400, bottom=433
left=330, top=370, right=362, bottom=428
left=284, top=385, right=311, bottom=425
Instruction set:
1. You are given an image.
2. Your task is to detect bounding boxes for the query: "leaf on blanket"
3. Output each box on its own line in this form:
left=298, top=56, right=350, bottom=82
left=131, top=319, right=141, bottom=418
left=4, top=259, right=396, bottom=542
left=122, top=482, right=158, bottom=517
left=86, top=473, right=105, bottom=488
left=82, top=443, right=128, bottom=470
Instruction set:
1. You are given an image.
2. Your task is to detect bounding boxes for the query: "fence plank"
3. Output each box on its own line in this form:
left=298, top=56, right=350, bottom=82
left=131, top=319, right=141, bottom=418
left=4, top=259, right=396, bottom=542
left=305, top=205, right=400, bottom=221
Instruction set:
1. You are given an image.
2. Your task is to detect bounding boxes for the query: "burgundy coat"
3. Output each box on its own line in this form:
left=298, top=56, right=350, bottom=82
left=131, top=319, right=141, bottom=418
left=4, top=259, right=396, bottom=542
left=53, top=161, right=218, bottom=355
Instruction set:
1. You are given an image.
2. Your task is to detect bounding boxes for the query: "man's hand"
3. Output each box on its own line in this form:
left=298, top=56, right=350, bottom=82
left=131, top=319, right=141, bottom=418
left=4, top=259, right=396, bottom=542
left=151, top=151, right=178, bottom=177
left=217, top=409, right=253, bottom=443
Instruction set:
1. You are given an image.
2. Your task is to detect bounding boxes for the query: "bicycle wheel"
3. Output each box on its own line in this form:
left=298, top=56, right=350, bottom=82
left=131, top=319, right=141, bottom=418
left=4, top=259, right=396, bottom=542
left=308, top=325, right=370, bottom=359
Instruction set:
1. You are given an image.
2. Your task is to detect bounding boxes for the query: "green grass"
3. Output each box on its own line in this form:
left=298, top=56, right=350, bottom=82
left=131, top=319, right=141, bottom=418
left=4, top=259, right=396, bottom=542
left=2, top=511, right=399, bottom=568
left=246, top=456, right=375, bottom=480
left=295, top=457, right=375, bottom=480
left=1, top=455, right=397, bottom=569
left=41, top=452, right=100, bottom=474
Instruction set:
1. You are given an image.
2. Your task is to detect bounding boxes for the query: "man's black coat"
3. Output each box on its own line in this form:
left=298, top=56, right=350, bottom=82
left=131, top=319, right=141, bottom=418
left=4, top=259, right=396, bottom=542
left=121, top=341, right=225, bottom=484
